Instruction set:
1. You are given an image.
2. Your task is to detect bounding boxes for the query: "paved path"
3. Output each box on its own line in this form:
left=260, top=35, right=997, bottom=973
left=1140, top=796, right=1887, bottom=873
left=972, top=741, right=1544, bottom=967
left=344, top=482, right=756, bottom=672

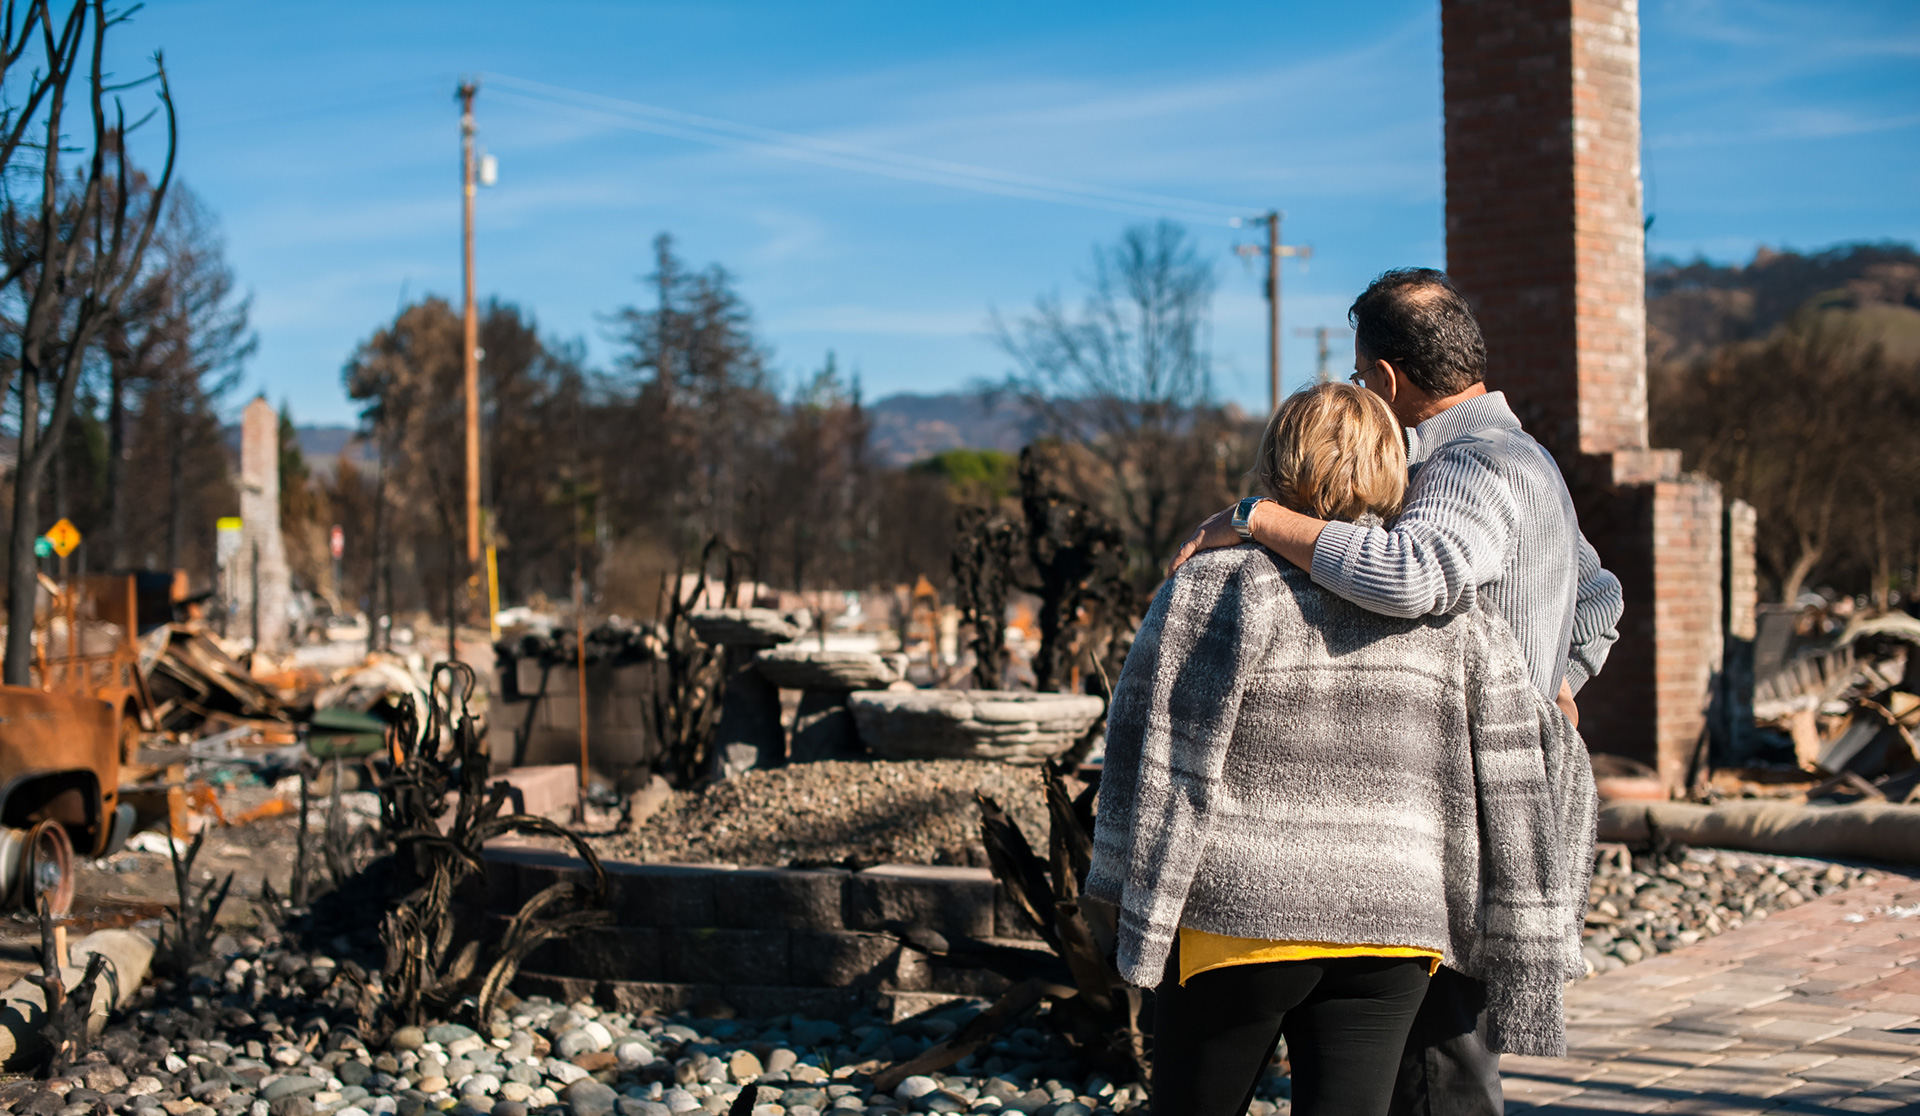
left=1502, top=869, right=1920, bottom=1114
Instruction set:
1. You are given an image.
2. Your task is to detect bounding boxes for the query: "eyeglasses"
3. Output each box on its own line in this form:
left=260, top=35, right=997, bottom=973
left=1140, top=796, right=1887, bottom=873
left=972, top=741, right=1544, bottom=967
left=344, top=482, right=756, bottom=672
left=1348, top=369, right=1368, bottom=385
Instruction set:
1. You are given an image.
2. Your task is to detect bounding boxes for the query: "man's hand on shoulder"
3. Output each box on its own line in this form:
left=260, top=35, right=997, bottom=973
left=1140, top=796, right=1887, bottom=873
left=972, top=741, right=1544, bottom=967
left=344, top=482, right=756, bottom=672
left=1167, top=505, right=1241, bottom=576
left=1168, top=499, right=1328, bottom=576
left=1556, top=678, right=1580, bottom=728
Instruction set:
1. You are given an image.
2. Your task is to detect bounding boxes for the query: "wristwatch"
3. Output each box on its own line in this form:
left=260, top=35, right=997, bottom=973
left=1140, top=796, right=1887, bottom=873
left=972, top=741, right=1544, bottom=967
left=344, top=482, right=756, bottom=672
left=1232, top=496, right=1269, bottom=540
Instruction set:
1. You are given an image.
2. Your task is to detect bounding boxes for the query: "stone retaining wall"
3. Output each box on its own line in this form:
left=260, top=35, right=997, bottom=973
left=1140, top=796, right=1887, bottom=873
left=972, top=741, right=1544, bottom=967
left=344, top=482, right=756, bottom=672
left=478, top=846, right=1045, bottom=1021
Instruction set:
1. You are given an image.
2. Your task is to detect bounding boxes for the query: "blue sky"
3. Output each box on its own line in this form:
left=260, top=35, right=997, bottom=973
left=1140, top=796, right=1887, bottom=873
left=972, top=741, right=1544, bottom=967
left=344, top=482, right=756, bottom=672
left=108, top=0, right=1920, bottom=427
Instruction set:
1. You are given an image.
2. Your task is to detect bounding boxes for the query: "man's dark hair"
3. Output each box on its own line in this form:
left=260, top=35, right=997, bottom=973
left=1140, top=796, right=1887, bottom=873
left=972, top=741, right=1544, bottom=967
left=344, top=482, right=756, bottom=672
left=1348, top=268, right=1486, bottom=397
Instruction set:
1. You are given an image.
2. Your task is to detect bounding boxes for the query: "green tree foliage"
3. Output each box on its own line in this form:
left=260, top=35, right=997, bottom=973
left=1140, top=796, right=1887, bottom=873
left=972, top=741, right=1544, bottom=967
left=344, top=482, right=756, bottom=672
left=910, top=449, right=1018, bottom=507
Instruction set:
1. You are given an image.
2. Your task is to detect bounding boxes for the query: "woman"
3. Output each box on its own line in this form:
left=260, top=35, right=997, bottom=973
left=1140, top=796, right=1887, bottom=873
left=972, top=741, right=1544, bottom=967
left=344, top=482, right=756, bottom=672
left=1087, top=383, right=1592, bottom=1116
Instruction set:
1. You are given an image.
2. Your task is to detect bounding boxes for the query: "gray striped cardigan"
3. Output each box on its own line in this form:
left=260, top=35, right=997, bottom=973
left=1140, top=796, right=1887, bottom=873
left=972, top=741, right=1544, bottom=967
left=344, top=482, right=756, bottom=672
left=1086, top=543, right=1596, bottom=1057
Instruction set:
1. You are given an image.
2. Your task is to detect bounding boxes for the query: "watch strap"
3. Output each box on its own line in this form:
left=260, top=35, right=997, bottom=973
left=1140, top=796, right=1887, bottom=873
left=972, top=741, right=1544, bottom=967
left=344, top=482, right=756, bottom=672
left=1232, top=496, right=1264, bottom=539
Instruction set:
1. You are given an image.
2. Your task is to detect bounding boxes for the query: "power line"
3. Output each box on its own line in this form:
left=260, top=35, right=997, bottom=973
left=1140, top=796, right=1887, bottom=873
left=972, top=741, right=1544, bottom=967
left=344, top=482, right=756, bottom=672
left=480, top=71, right=1255, bottom=227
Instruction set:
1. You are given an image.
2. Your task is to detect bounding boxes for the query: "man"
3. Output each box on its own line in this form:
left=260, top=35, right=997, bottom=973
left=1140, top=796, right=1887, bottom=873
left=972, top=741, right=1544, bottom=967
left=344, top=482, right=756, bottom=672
left=1170, top=267, right=1624, bottom=1116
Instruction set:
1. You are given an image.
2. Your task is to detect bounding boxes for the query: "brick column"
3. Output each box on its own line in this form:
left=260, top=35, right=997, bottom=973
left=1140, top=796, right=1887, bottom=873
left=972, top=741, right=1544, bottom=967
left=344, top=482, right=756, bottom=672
left=1443, top=0, right=1720, bottom=791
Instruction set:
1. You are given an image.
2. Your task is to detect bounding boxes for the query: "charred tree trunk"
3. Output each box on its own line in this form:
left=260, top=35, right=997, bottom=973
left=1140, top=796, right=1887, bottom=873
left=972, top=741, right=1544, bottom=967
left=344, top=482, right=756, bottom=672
left=106, top=361, right=128, bottom=569
left=165, top=387, right=186, bottom=572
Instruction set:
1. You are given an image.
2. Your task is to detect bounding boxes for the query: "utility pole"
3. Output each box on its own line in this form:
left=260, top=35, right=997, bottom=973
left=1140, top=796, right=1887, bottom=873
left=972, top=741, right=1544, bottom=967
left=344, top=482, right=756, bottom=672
left=1236, top=211, right=1311, bottom=414
left=458, top=80, right=481, bottom=577
left=1294, top=325, right=1348, bottom=384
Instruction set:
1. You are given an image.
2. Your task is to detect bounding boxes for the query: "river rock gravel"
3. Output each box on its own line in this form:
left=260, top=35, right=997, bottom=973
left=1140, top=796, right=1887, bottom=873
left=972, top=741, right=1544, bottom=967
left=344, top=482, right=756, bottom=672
left=14, top=931, right=1192, bottom=1116
left=1581, top=842, right=1878, bottom=974
left=599, top=761, right=1050, bottom=869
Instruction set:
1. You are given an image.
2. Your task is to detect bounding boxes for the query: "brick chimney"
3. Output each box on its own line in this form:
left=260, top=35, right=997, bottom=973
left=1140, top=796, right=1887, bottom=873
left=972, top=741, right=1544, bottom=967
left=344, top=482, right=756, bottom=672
left=1442, top=0, right=1737, bottom=791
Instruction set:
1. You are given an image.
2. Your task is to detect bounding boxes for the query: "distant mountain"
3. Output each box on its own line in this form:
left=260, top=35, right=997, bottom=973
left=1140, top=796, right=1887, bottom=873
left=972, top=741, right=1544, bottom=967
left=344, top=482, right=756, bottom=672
left=224, top=423, right=377, bottom=479
left=291, top=425, right=376, bottom=475
left=264, top=401, right=1027, bottom=481
left=1648, top=242, right=1920, bottom=365
left=864, top=391, right=1038, bottom=466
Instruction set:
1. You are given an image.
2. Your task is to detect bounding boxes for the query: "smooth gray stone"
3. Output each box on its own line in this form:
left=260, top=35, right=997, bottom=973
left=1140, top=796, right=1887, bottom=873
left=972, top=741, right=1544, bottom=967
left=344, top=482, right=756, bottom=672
left=563, top=1081, right=617, bottom=1116
left=712, top=650, right=785, bottom=775
left=262, top=1079, right=324, bottom=1103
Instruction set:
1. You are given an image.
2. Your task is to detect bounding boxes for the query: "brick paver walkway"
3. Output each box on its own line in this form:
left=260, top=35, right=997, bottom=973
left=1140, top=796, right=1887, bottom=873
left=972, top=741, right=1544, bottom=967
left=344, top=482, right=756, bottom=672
left=1501, top=869, right=1920, bottom=1114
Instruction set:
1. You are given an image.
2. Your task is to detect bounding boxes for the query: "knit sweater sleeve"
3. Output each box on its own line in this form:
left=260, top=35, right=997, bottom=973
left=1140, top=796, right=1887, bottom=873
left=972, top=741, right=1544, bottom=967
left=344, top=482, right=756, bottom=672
left=1565, top=530, right=1623, bottom=694
left=1086, top=548, right=1279, bottom=988
left=1309, top=445, right=1515, bottom=619
left=1459, top=613, right=1573, bottom=1057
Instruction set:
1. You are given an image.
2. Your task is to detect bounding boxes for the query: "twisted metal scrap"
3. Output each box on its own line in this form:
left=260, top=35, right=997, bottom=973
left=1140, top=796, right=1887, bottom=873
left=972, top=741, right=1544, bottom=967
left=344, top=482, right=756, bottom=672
left=379, top=660, right=610, bottom=1030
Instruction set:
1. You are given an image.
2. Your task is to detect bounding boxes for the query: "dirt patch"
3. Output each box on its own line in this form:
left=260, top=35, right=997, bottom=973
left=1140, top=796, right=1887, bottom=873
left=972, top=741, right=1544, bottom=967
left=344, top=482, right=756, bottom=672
left=595, top=759, right=1052, bottom=868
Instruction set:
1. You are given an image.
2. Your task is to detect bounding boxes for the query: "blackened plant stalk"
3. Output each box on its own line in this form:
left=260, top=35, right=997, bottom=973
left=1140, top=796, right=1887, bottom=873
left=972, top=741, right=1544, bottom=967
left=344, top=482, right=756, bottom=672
left=376, top=660, right=610, bottom=1033
left=159, top=828, right=233, bottom=975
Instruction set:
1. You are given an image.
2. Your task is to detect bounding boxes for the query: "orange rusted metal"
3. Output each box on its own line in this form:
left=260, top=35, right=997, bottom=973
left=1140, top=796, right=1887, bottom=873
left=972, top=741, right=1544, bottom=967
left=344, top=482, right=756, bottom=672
left=0, top=573, right=150, bottom=878
left=0, top=684, right=120, bottom=858
left=36, top=574, right=158, bottom=739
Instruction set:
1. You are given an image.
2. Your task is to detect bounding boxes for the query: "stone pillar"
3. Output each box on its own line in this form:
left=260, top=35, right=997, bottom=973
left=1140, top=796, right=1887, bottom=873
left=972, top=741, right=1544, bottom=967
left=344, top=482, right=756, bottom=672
left=690, top=609, right=799, bottom=777
left=754, top=649, right=902, bottom=763
left=1443, top=0, right=1723, bottom=791
left=232, top=396, right=292, bottom=654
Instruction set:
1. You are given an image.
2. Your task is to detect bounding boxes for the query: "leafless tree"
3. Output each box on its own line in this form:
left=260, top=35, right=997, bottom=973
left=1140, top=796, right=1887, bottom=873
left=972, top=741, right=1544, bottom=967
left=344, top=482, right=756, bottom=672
left=995, top=221, right=1240, bottom=579
left=102, top=186, right=253, bottom=570
left=1652, top=311, right=1919, bottom=604
left=0, top=0, right=175, bottom=684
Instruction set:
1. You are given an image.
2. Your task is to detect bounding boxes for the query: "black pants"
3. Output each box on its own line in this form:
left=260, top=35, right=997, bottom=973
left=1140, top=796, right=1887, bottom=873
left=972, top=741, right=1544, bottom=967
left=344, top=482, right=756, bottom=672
left=1152, top=955, right=1431, bottom=1116
left=1386, top=966, right=1504, bottom=1116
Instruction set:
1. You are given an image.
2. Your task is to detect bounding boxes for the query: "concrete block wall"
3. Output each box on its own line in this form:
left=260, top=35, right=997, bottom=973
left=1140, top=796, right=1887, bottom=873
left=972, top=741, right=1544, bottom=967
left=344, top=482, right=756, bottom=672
left=477, top=847, right=1045, bottom=1020
left=489, top=660, right=658, bottom=776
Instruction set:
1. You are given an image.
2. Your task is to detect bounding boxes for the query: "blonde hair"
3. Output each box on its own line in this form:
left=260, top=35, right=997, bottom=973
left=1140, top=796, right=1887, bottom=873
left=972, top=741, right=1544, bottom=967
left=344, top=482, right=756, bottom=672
left=1252, top=383, right=1406, bottom=521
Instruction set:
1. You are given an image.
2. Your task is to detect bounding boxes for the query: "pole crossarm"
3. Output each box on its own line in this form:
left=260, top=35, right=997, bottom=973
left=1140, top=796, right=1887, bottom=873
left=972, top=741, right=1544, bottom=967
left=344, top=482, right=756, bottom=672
left=1234, top=211, right=1311, bottom=414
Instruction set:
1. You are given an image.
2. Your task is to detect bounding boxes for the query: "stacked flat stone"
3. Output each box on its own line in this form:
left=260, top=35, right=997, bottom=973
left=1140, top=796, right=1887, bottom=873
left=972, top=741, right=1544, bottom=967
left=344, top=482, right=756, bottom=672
left=754, top=650, right=901, bottom=763
left=689, top=609, right=799, bottom=776
left=847, top=691, right=1105, bottom=764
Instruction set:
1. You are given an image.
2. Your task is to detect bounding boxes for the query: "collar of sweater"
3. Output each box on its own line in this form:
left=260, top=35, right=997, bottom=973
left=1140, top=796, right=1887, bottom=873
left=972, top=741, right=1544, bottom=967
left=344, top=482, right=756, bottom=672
left=1405, top=390, right=1523, bottom=466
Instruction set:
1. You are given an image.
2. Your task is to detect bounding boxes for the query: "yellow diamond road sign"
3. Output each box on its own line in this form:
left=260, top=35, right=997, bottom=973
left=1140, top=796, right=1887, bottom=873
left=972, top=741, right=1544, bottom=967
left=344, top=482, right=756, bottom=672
left=45, top=518, right=81, bottom=558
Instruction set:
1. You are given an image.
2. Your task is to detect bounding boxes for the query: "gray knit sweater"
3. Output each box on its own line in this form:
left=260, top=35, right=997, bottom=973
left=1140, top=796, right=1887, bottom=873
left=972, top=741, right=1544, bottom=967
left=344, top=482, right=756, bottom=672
left=1086, top=544, right=1596, bottom=1057
left=1310, top=392, right=1622, bottom=698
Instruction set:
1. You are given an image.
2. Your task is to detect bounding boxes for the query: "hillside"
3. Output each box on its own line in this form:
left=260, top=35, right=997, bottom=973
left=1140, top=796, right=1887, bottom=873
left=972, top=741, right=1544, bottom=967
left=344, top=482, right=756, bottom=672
left=1648, top=242, right=1920, bottom=365
left=863, top=391, right=1036, bottom=466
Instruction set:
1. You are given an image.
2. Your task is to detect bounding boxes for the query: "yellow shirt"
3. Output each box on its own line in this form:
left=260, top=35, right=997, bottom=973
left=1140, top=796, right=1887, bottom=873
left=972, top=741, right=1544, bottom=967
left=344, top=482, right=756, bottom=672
left=1179, top=928, right=1443, bottom=986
